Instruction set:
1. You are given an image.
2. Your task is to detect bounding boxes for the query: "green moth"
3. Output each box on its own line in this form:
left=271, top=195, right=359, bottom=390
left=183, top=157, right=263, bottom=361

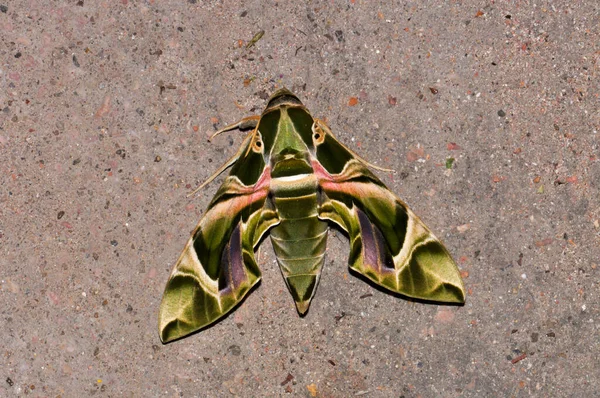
left=158, top=89, right=465, bottom=343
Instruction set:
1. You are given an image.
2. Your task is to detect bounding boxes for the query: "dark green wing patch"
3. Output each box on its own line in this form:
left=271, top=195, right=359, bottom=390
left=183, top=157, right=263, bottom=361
left=316, top=134, right=354, bottom=175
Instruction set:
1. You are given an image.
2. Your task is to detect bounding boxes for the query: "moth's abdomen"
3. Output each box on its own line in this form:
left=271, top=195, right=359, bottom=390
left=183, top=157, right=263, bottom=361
left=269, top=174, right=328, bottom=313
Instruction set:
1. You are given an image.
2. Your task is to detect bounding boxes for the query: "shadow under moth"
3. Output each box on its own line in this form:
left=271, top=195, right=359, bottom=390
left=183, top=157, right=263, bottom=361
left=158, top=89, right=465, bottom=343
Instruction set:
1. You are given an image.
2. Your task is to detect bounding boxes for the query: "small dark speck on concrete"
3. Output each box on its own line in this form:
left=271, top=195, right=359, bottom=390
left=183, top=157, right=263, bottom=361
left=531, top=332, right=539, bottom=342
left=72, top=55, right=80, bottom=67
left=334, top=30, right=344, bottom=42
left=126, top=304, right=133, bottom=313
left=0, top=5, right=7, bottom=13
left=497, top=109, right=506, bottom=117
left=72, top=158, right=81, bottom=165
left=177, top=27, right=184, bottom=32
left=15, top=52, right=22, bottom=58
left=240, top=10, right=247, bottom=17
left=257, top=89, right=270, bottom=100
left=77, top=0, right=83, bottom=6
left=57, top=211, right=65, bottom=219
left=110, top=240, right=118, bottom=246
left=228, top=345, right=241, bottom=356
left=188, top=0, right=196, bottom=3
left=6, top=377, right=14, bottom=386
left=281, top=373, right=294, bottom=386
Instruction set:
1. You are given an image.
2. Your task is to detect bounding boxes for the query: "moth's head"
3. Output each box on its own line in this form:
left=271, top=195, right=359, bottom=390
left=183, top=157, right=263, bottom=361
left=250, top=89, right=317, bottom=176
left=264, top=88, right=304, bottom=112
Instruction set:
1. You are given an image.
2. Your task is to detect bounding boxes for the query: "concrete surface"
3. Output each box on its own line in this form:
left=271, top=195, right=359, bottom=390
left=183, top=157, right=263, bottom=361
left=1, top=1, right=598, bottom=397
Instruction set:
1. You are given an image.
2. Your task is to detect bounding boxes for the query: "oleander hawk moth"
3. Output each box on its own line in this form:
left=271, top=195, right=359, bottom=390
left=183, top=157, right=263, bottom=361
left=158, top=89, right=465, bottom=343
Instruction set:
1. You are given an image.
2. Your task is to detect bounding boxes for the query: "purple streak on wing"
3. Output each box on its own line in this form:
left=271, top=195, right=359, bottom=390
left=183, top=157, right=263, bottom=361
left=218, top=224, right=247, bottom=296
left=357, top=208, right=379, bottom=271
left=357, top=208, right=395, bottom=274
left=373, top=224, right=396, bottom=270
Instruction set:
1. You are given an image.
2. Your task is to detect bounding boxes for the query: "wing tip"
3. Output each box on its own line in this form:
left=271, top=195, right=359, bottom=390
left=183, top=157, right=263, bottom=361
left=434, top=282, right=466, bottom=304
left=158, top=319, right=195, bottom=344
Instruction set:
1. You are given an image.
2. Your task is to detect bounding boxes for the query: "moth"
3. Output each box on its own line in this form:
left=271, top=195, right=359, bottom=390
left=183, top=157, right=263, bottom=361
left=158, top=89, right=465, bottom=343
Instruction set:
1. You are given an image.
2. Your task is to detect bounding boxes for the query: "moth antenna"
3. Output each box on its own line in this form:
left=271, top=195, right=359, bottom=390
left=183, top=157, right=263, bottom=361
left=187, top=130, right=256, bottom=197
left=314, top=118, right=396, bottom=173
left=209, top=115, right=261, bottom=141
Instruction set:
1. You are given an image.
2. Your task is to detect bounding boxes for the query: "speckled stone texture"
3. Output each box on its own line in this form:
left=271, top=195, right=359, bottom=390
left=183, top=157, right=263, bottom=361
left=1, top=1, right=598, bottom=397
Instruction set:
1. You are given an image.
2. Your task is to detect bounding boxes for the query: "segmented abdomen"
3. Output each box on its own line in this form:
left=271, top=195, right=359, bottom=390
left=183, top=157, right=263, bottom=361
left=269, top=174, right=328, bottom=311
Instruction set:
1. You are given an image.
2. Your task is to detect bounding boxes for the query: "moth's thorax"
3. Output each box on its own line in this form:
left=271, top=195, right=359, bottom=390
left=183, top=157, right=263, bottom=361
left=257, top=90, right=316, bottom=168
left=269, top=127, right=317, bottom=197
left=266, top=107, right=312, bottom=156
left=270, top=150, right=313, bottom=177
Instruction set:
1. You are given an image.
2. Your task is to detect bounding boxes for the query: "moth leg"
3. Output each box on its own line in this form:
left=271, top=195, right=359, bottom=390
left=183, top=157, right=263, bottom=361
left=209, top=115, right=261, bottom=141
left=188, top=131, right=255, bottom=196
left=314, top=118, right=395, bottom=173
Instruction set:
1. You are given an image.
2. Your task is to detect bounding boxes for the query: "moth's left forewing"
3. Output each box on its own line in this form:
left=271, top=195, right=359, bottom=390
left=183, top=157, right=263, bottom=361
left=314, top=128, right=465, bottom=304
left=159, top=139, right=277, bottom=343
